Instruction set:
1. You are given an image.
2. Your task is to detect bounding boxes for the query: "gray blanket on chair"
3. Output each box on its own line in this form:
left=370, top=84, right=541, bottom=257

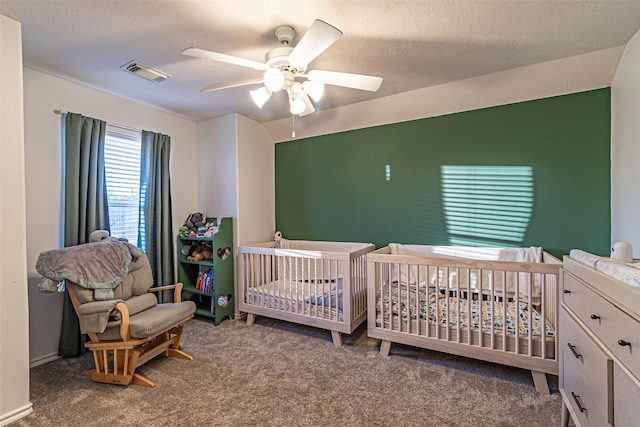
left=36, top=239, right=133, bottom=301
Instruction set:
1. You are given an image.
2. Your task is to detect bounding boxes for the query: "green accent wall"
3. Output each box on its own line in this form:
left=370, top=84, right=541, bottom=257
left=275, top=89, right=611, bottom=257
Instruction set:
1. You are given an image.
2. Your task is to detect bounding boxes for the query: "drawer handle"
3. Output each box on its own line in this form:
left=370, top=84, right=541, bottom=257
left=567, top=343, right=582, bottom=359
left=590, top=314, right=601, bottom=320
left=571, top=392, right=587, bottom=413
left=563, top=289, right=571, bottom=294
left=618, top=339, right=631, bottom=347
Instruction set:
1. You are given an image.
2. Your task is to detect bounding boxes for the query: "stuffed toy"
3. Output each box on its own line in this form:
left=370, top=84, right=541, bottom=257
left=200, top=242, right=213, bottom=260
left=184, top=212, right=206, bottom=233
left=178, top=225, right=189, bottom=238
left=196, top=225, right=208, bottom=237
left=217, top=246, right=231, bottom=260
left=203, top=221, right=219, bottom=237
left=185, top=241, right=213, bottom=261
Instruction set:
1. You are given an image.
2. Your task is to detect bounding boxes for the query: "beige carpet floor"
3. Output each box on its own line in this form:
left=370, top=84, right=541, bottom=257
left=13, top=316, right=562, bottom=426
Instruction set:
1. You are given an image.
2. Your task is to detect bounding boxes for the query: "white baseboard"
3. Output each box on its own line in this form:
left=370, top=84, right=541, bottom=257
left=30, top=352, right=60, bottom=368
left=0, top=403, right=33, bottom=426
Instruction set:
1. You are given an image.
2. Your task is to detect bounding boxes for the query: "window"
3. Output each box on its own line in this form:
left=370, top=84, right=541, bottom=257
left=104, top=125, right=142, bottom=246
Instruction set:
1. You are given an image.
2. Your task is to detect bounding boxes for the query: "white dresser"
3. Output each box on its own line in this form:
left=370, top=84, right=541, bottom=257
left=561, top=257, right=640, bottom=427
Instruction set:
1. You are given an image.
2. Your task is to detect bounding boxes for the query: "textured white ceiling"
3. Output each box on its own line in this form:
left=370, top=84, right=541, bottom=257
left=3, top=0, right=640, bottom=123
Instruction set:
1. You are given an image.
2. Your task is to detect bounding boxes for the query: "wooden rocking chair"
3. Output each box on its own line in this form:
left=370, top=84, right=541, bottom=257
left=38, top=238, right=196, bottom=388
left=67, top=280, right=195, bottom=387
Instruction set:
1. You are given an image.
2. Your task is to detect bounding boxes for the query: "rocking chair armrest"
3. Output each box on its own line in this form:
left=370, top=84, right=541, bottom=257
left=113, top=301, right=132, bottom=341
left=147, top=283, right=184, bottom=302
left=76, top=299, right=123, bottom=316
left=76, top=299, right=124, bottom=334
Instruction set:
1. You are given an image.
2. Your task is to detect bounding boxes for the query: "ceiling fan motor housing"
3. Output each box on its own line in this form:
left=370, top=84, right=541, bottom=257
left=275, top=25, right=295, bottom=45
left=266, top=26, right=307, bottom=73
left=265, top=46, right=295, bottom=68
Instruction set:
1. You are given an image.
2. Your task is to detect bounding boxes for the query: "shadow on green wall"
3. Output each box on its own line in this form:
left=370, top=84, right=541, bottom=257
left=440, top=165, right=533, bottom=247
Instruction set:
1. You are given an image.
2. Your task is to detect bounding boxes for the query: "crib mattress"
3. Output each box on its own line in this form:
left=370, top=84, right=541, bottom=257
left=376, top=281, right=554, bottom=337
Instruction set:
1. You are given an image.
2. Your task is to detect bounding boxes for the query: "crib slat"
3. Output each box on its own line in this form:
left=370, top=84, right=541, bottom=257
left=405, top=262, right=410, bottom=333
left=528, top=272, right=533, bottom=357
left=466, top=269, right=472, bottom=346
left=540, top=274, right=547, bottom=359
left=502, top=271, right=507, bottom=351
left=489, top=269, right=495, bottom=350
left=515, top=272, right=520, bottom=355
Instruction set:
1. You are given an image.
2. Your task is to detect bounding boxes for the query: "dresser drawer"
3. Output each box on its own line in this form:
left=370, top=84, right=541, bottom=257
left=562, top=271, right=605, bottom=323
left=560, top=308, right=612, bottom=426
left=592, top=305, right=640, bottom=377
left=563, top=271, right=640, bottom=375
left=613, top=362, right=640, bottom=426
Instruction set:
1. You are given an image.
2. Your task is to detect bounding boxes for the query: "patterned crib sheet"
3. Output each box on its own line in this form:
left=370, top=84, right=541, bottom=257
left=376, top=281, right=554, bottom=337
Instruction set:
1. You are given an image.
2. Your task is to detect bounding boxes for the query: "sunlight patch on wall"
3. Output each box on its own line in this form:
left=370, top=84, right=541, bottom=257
left=441, top=165, right=533, bottom=247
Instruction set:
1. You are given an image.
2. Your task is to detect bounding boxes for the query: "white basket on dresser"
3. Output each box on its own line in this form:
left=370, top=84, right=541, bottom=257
left=561, top=256, right=640, bottom=427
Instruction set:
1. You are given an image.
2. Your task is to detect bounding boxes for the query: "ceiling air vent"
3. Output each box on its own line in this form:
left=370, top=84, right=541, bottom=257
left=121, top=60, right=172, bottom=83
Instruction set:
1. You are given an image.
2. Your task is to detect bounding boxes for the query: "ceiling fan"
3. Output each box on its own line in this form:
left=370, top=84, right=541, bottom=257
left=183, top=19, right=383, bottom=117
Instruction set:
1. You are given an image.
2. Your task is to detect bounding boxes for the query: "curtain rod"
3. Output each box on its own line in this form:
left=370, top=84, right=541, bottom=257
left=53, top=109, right=141, bottom=134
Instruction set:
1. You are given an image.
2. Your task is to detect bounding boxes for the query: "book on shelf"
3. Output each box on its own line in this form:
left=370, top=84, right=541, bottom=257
left=195, top=268, right=214, bottom=294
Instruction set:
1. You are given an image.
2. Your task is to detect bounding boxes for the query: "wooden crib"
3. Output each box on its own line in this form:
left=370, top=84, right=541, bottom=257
left=238, top=237, right=375, bottom=346
left=367, top=244, right=561, bottom=394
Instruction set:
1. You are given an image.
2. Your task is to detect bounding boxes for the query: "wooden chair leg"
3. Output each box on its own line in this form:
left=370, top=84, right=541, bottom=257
left=167, top=348, right=193, bottom=360
left=131, top=373, right=155, bottom=388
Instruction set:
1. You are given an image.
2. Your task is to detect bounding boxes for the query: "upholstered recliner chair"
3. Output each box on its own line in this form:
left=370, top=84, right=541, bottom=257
left=36, top=234, right=196, bottom=387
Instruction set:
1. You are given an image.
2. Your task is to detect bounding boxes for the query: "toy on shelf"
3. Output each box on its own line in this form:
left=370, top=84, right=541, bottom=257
left=182, top=241, right=213, bottom=261
left=178, top=212, right=207, bottom=237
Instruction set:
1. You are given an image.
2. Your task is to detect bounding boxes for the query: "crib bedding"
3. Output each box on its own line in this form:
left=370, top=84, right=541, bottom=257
left=246, top=278, right=345, bottom=318
left=388, top=244, right=545, bottom=299
left=375, top=281, right=554, bottom=337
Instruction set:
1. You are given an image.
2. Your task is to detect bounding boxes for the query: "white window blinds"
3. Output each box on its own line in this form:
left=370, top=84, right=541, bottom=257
left=104, top=125, right=141, bottom=245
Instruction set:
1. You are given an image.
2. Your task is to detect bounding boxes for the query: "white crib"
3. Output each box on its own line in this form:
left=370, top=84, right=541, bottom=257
left=367, top=243, right=561, bottom=394
left=238, top=236, right=375, bottom=346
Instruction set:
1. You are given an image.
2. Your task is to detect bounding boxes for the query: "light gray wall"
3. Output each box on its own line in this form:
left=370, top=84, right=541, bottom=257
left=0, top=14, right=32, bottom=426
left=612, top=29, right=640, bottom=257
left=197, top=113, right=276, bottom=319
left=236, top=114, right=275, bottom=246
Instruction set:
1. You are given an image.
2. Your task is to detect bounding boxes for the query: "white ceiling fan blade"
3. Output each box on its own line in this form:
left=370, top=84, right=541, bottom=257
left=308, top=70, right=383, bottom=92
left=299, top=91, right=316, bottom=116
left=288, top=20, right=343, bottom=67
left=183, top=47, right=268, bottom=71
left=200, top=78, right=263, bottom=93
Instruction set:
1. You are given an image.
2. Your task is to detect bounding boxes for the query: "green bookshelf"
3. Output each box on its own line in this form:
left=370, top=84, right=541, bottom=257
left=177, top=216, right=234, bottom=325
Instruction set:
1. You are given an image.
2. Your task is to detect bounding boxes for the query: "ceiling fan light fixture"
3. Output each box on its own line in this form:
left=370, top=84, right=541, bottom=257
left=185, top=19, right=383, bottom=117
left=302, top=80, right=324, bottom=102
left=250, top=87, right=271, bottom=108
left=263, top=68, right=285, bottom=91
left=289, top=95, right=306, bottom=115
